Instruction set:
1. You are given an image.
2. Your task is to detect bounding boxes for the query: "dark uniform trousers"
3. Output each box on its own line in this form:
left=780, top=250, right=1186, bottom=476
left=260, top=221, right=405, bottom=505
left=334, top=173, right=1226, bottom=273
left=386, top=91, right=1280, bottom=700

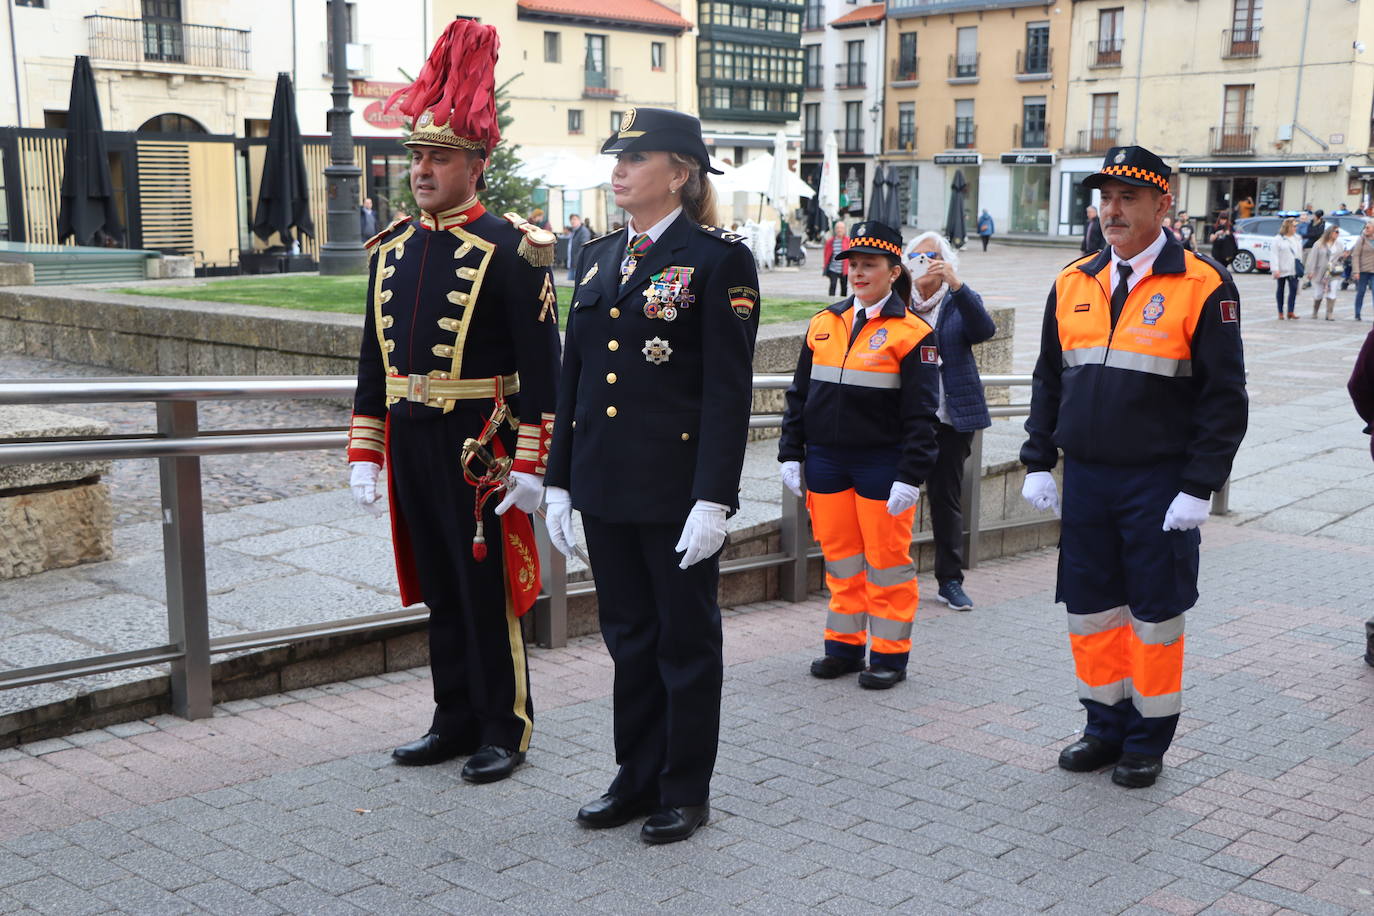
left=581, top=516, right=723, bottom=807
left=387, top=415, right=533, bottom=753
left=927, top=422, right=975, bottom=585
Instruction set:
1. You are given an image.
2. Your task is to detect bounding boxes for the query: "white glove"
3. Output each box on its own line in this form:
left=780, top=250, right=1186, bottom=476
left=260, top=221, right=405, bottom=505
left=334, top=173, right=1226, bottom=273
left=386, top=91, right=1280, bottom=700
left=1162, top=492, right=1210, bottom=531
left=674, top=500, right=729, bottom=570
left=349, top=461, right=383, bottom=516
left=886, top=481, right=921, bottom=516
left=495, top=471, right=543, bottom=516
left=780, top=460, right=803, bottom=497
left=544, top=486, right=577, bottom=559
left=1022, top=470, right=1060, bottom=515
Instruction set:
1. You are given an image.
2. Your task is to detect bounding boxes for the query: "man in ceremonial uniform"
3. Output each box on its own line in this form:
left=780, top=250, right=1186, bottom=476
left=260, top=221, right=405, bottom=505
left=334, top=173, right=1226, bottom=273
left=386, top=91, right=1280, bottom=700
left=1021, top=146, right=1247, bottom=788
left=347, top=19, right=560, bottom=784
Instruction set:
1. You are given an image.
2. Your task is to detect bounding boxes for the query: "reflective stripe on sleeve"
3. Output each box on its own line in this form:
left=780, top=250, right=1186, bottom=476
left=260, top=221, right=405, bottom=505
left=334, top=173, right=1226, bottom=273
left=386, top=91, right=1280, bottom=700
left=824, top=553, right=866, bottom=580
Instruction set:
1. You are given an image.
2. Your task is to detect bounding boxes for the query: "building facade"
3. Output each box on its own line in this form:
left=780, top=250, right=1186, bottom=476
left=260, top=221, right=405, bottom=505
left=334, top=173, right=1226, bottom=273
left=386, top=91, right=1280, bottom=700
left=1061, top=0, right=1374, bottom=237
left=882, top=0, right=1069, bottom=235
left=798, top=0, right=886, bottom=222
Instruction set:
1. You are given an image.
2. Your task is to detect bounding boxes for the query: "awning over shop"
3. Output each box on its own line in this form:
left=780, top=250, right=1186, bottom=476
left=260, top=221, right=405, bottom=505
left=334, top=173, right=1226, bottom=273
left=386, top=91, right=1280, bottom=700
left=1178, top=159, right=1340, bottom=175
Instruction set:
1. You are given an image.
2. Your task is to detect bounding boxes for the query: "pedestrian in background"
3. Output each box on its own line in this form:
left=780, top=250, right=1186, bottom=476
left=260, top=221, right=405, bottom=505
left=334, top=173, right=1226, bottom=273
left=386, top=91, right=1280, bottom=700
left=1350, top=222, right=1374, bottom=321
left=1209, top=214, right=1238, bottom=268
left=1306, top=224, right=1347, bottom=320
left=823, top=221, right=849, bottom=297
left=565, top=213, right=590, bottom=283
left=1270, top=218, right=1303, bottom=320
left=976, top=209, right=994, bottom=252
left=1237, top=196, right=1255, bottom=219
left=1176, top=211, right=1196, bottom=251
left=1082, top=205, right=1104, bottom=253
left=1303, top=209, right=1326, bottom=250
left=904, top=230, right=997, bottom=612
left=527, top=207, right=551, bottom=230
left=359, top=196, right=377, bottom=238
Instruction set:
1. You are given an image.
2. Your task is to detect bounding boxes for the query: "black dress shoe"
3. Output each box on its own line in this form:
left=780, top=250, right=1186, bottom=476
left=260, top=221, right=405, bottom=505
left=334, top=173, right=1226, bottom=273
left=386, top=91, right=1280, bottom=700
left=1057, top=735, right=1122, bottom=772
left=391, top=733, right=476, bottom=766
left=640, top=805, right=709, bottom=844
left=1111, top=752, right=1163, bottom=788
left=810, top=656, right=865, bottom=679
left=576, top=794, right=654, bottom=829
left=460, top=746, right=524, bottom=784
left=857, top=666, right=906, bottom=690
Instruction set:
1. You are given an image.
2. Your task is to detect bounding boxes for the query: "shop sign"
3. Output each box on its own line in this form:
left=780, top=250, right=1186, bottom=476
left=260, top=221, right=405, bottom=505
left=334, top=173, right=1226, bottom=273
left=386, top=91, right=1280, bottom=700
left=1000, top=153, right=1054, bottom=165
left=933, top=153, right=981, bottom=165
left=362, top=100, right=407, bottom=130
left=352, top=80, right=408, bottom=99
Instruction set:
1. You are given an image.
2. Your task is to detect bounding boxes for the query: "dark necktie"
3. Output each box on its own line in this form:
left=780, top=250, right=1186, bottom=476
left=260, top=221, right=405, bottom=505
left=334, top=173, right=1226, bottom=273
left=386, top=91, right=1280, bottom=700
left=849, top=306, right=869, bottom=345
left=1110, top=263, right=1133, bottom=326
left=620, top=232, right=653, bottom=285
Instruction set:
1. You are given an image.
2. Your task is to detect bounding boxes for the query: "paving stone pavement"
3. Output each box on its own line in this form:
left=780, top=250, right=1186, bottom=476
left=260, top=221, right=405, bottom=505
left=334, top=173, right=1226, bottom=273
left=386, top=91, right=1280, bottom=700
left=0, top=518, right=1370, bottom=915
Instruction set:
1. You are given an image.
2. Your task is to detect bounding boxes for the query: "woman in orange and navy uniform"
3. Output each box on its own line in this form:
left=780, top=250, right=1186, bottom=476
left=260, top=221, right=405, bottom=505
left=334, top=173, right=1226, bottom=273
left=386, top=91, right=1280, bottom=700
left=778, top=221, right=941, bottom=690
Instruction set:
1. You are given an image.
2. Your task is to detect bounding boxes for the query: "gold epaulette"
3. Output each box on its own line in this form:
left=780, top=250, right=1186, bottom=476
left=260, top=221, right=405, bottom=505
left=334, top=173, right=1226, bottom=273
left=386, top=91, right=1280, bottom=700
left=697, top=224, right=747, bottom=244
left=503, top=212, right=557, bottom=268
left=365, top=215, right=412, bottom=250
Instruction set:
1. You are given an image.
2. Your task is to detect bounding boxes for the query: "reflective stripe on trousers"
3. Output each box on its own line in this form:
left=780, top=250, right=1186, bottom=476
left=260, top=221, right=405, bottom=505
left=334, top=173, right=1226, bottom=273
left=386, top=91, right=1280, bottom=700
left=1067, top=605, right=1184, bottom=718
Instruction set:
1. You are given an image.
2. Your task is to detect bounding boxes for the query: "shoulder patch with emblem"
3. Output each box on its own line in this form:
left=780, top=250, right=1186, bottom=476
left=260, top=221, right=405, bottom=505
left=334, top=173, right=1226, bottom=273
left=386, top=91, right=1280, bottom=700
left=364, top=215, right=411, bottom=250
left=697, top=224, right=747, bottom=244
left=1219, top=299, right=1239, bottom=323
left=728, top=286, right=758, bottom=320
left=920, top=345, right=939, bottom=365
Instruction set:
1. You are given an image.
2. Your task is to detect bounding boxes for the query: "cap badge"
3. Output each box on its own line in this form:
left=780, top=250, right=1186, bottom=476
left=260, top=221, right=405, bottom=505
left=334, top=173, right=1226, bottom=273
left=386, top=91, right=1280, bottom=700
left=417, top=111, right=434, bottom=128
left=621, top=107, right=637, bottom=131
left=1113, top=150, right=1126, bottom=164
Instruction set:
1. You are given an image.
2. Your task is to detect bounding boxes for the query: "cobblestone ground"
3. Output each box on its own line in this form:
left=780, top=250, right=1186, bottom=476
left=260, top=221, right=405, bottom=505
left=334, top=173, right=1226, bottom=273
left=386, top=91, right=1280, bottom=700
left=0, top=520, right=1369, bottom=915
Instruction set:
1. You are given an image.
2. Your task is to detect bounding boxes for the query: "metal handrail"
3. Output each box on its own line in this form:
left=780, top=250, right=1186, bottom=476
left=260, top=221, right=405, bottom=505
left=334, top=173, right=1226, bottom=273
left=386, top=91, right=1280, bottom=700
left=0, top=372, right=1058, bottom=720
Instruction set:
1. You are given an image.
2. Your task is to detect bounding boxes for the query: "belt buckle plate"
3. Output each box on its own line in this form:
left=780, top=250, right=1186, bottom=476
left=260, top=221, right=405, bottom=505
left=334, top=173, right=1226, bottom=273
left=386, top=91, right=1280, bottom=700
left=406, top=374, right=429, bottom=403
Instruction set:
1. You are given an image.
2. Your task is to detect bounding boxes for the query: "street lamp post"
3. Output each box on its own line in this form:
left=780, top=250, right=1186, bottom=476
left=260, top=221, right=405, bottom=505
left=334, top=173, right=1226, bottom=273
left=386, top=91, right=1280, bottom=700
left=319, top=0, right=367, bottom=275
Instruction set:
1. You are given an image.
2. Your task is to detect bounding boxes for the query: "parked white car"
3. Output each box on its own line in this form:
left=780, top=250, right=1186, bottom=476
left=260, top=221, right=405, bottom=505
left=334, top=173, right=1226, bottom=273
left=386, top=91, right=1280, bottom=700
left=1229, top=215, right=1367, bottom=274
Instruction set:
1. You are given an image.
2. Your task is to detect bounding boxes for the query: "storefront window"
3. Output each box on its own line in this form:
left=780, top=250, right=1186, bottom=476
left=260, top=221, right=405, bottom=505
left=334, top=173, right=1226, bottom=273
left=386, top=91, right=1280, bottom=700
left=893, top=165, right=918, bottom=227
left=1061, top=171, right=1094, bottom=236
left=1011, top=165, right=1051, bottom=233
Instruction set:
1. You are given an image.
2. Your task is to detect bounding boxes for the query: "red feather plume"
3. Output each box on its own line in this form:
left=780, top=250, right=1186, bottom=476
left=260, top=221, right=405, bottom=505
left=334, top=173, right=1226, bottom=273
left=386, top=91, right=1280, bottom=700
left=384, top=19, right=501, bottom=152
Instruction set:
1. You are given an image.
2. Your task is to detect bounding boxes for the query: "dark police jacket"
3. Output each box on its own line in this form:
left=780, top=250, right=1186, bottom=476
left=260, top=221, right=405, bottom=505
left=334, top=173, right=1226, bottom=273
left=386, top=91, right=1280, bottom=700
left=347, top=199, right=562, bottom=602
left=544, top=212, right=761, bottom=524
left=1020, top=233, right=1248, bottom=498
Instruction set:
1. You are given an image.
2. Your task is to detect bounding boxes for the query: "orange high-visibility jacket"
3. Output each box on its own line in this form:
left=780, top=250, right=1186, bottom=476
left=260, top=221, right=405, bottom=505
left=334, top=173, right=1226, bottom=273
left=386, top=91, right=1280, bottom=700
left=1021, top=233, right=1248, bottom=497
left=780, top=291, right=941, bottom=485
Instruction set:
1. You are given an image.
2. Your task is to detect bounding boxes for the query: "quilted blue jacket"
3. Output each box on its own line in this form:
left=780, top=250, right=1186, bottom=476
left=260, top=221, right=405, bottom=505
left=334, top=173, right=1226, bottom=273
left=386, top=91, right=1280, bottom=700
left=931, top=284, right=997, bottom=432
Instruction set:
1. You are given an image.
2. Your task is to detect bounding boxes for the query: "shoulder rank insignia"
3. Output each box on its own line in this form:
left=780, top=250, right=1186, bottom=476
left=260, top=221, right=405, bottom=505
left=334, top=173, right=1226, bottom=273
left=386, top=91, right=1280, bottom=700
left=364, top=215, right=411, bottom=250
left=502, top=212, right=557, bottom=267
left=579, top=262, right=600, bottom=285
left=697, top=224, right=747, bottom=244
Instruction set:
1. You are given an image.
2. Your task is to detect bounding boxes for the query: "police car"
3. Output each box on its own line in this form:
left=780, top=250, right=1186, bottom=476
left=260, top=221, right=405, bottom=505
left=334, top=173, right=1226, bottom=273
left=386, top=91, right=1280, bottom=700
left=1230, top=214, right=1368, bottom=274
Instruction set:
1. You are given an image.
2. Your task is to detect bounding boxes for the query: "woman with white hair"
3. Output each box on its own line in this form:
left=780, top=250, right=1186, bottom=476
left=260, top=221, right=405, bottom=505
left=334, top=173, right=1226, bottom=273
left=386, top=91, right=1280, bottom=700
left=903, top=231, right=997, bottom=611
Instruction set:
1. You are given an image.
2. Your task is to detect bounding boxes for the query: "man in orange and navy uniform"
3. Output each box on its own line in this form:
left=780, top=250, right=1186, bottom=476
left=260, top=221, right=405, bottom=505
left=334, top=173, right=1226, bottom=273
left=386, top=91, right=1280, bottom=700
left=1021, top=146, right=1247, bottom=788
left=346, top=19, right=560, bottom=784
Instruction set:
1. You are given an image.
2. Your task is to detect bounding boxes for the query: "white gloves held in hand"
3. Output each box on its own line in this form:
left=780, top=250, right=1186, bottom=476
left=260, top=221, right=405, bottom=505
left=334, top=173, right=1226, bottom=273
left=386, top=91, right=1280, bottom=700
left=780, top=460, right=803, bottom=497
left=1022, top=470, right=1060, bottom=515
left=675, top=500, right=729, bottom=570
left=349, top=461, right=383, bottom=516
left=495, top=471, right=543, bottom=516
left=1163, top=492, right=1210, bottom=531
left=545, top=486, right=577, bottom=559
left=886, top=481, right=921, bottom=516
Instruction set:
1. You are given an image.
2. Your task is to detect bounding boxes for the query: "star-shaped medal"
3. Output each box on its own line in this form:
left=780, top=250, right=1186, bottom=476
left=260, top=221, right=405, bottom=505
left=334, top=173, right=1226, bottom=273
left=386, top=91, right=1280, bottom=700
left=642, top=337, right=672, bottom=365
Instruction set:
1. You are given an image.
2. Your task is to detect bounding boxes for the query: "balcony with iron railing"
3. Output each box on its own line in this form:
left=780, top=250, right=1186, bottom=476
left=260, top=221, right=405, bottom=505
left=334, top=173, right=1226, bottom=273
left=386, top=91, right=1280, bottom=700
left=947, top=122, right=977, bottom=150
left=85, top=14, right=251, bottom=71
left=1222, top=27, right=1261, bottom=59
left=891, top=57, right=919, bottom=83
left=1013, top=122, right=1049, bottom=149
left=948, top=52, right=979, bottom=81
left=835, top=61, right=866, bottom=89
left=583, top=67, right=622, bottom=100
left=1089, top=38, right=1124, bottom=68
left=1211, top=125, right=1256, bottom=155
left=1016, top=48, right=1052, bottom=78
left=841, top=128, right=865, bottom=153
left=804, top=64, right=823, bottom=90
left=888, top=125, right=918, bottom=152
left=803, top=128, right=822, bottom=154
left=1076, top=127, right=1119, bottom=153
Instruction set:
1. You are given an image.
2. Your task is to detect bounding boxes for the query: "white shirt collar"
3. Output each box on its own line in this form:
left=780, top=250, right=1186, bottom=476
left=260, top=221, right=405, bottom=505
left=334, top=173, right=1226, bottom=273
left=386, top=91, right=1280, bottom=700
left=1109, top=228, right=1169, bottom=291
left=626, top=206, right=683, bottom=245
left=852, top=290, right=894, bottom=320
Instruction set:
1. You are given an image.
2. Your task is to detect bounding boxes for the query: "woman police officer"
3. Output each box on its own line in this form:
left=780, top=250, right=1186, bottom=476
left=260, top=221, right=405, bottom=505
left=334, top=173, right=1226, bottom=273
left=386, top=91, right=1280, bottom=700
left=543, top=108, right=761, bottom=844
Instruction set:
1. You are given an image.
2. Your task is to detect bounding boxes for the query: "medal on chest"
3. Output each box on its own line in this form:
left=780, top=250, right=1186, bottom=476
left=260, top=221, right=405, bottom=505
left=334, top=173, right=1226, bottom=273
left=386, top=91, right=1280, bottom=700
left=642, top=267, right=696, bottom=321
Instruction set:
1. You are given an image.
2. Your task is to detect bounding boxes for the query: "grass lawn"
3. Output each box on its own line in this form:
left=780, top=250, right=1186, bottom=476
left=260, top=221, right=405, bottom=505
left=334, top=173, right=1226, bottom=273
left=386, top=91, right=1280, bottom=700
left=113, top=275, right=825, bottom=325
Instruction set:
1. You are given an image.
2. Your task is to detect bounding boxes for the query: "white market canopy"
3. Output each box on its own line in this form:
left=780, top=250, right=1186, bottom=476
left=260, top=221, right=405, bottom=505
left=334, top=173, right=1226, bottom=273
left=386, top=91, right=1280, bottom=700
left=715, top=153, right=815, bottom=200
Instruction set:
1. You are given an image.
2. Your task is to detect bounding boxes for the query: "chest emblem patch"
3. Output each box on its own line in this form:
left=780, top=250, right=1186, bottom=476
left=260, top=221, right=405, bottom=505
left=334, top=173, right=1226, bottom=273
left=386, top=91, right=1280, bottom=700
left=867, top=327, right=888, bottom=350
left=1141, top=293, right=1166, bottom=326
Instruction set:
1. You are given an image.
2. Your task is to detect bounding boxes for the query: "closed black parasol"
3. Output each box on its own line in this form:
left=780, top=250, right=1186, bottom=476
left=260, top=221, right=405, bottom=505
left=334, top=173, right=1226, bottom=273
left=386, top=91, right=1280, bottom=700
left=57, top=56, right=121, bottom=246
left=945, top=169, right=968, bottom=249
left=251, top=72, right=314, bottom=246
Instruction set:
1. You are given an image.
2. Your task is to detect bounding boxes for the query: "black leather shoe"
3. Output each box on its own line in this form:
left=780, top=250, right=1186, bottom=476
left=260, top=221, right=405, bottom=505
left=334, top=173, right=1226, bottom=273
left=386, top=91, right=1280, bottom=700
left=810, top=656, right=865, bottom=679
left=1111, top=752, right=1163, bottom=788
left=640, top=805, right=709, bottom=844
left=1057, top=735, right=1122, bottom=772
left=576, top=794, right=654, bottom=829
left=857, top=667, right=906, bottom=690
left=391, top=733, right=476, bottom=766
left=460, top=746, right=524, bottom=784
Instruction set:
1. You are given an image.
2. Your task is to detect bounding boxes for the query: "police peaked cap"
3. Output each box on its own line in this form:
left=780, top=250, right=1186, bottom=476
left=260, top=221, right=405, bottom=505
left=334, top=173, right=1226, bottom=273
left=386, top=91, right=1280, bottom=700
left=1083, top=146, right=1172, bottom=194
left=600, top=107, right=724, bottom=175
left=838, top=220, right=904, bottom=261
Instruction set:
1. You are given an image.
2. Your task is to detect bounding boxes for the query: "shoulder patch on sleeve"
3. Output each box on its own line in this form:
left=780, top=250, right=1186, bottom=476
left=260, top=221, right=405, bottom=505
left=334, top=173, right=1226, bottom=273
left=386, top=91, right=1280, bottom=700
left=364, top=215, right=411, bottom=250
left=728, top=286, right=758, bottom=320
left=697, top=224, right=748, bottom=244
left=920, top=344, right=939, bottom=365
left=1220, top=299, right=1239, bottom=323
